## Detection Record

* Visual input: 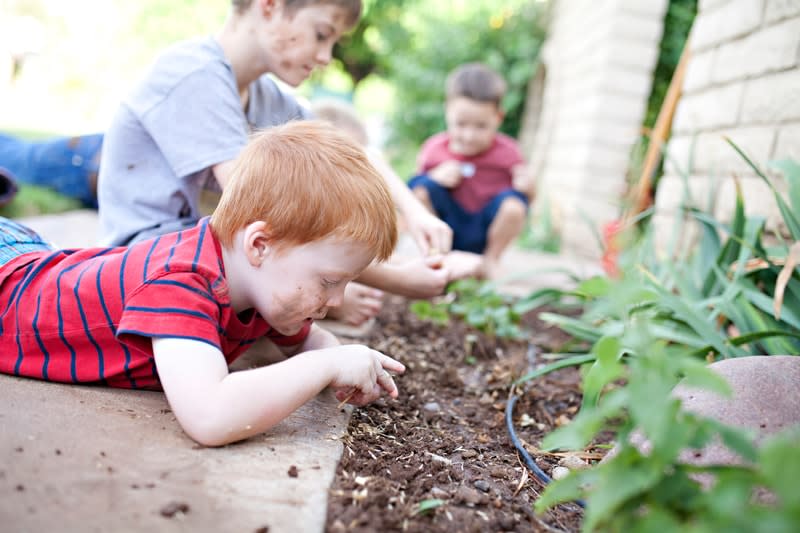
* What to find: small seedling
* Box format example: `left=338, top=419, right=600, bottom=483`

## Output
left=414, top=498, right=445, bottom=515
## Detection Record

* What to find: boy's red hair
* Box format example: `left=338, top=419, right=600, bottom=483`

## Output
left=211, top=120, right=397, bottom=261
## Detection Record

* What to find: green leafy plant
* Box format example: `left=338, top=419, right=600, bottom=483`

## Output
left=414, top=498, right=446, bottom=515
left=520, top=144, right=800, bottom=530
left=410, top=278, right=564, bottom=340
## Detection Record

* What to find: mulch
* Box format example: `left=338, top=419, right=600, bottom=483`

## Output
left=326, top=296, right=605, bottom=532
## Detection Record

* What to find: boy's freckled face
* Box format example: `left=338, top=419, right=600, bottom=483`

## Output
left=444, top=96, right=504, bottom=157
left=265, top=5, right=352, bottom=87
left=250, top=237, right=374, bottom=336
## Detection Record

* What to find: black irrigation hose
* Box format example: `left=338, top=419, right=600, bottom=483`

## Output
left=505, top=342, right=586, bottom=509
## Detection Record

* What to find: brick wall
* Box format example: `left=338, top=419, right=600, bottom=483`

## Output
left=519, top=0, right=668, bottom=257
left=655, top=0, right=800, bottom=248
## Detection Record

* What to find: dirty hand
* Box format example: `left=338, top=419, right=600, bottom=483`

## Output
left=392, top=256, right=450, bottom=298
left=329, top=345, right=405, bottom=407
left=406, top=209, right=453, bottom=257
left=429, top=160, right=464, bottom=188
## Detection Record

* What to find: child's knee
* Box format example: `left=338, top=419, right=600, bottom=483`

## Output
left=497, top=196, right=527, bottom=222
left=411, top=184, right=431, bottom=204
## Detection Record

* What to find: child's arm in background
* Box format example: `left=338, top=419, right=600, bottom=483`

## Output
left=512, top=163, right=536, bottom=199
left=356, top=256, right=449, bottom=298
left=153, top=337, right=404, bottom=447
left=366, top=149, right=452, bottom=255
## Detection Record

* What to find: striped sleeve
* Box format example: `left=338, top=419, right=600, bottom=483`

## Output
left=116, top=271, right=222, bottom=354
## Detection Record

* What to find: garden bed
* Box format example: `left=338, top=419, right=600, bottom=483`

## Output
left=326, top=296, right=602, bottom=532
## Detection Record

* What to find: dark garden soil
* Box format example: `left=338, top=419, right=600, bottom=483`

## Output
left=326, top=296, right=606, bottom=532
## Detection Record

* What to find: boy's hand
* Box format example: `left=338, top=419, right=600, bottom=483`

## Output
left=406, top=209, right=453, bottom=257
left=328, top=345, right=405, bottom=406
left=391, top=256, right=449, bottom=298
left=429, top=160, right=464, bottom=188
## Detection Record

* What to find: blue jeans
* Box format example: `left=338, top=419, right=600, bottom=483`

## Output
left=0, top=133, right=103, bottom=208
left=408, top=174, right=529, bottom=253
left=0, top=217, right=54, bottom=267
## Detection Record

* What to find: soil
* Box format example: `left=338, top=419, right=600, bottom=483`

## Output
left=326, top=296, right=605, bottom=532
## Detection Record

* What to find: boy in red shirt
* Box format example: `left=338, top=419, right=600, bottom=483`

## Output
left=409, top=63, right=535, bottom=279
left=0, top=121, right=404, bottom=447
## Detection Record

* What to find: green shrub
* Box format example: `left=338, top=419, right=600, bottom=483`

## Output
left=524, top=144, right=800, bottom=530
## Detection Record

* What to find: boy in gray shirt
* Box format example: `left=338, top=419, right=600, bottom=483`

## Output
left=98, top=37, right=308, bottom=246
left=98, top=0, right=452, bottom=326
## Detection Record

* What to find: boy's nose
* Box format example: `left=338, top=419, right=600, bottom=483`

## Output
left=326, top=287, right=344, bottom=307
left=316, top=45, right=333, bottom=66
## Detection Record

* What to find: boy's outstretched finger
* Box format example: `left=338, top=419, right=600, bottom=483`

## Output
left=376, top=369, right=398, bottom=398
left=380, top=354, right=405, bottom=374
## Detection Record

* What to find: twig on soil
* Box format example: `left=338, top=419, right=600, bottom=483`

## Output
left=513, top=467, right=529, bottom=497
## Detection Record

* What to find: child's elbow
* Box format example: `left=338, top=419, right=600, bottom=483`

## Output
left=177, top=412, right=245, bottom=447
left=186, top=428, right=232, bottom=448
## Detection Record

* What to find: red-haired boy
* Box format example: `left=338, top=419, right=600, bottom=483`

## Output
left=0, top=121, right=404, bottom=446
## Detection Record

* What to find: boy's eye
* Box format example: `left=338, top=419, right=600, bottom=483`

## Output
left=322, top=278, right=339, bottom=287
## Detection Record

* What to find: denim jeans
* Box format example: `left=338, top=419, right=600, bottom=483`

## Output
left=0, top=133, right=103, bottom=208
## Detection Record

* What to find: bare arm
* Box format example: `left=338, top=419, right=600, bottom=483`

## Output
left=212, top=160, right=238, bottom=189
left=366, top=149, right=453, bottom=255
left=355, top=256, right=449, bottom=298
left=153, top=337, right=405, bottom=447
left=512, top=163, right=536, bottom=199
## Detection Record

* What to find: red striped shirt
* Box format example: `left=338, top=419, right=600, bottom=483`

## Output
left=0, top=218, right=310, bottom=389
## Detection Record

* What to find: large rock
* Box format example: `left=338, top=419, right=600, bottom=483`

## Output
left=673, top=355, right=800, bottom=466
left=608, top=355, right=800, bottom=472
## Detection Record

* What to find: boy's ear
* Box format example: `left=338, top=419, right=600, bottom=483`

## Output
left=243, top=221, right=271, bottom=267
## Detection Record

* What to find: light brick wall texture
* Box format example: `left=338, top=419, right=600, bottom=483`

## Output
left=655, top=0, right=800, bottom=250
left=519, top=0, right=668, bottom=257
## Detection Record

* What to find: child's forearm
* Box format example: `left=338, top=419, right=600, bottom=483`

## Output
left=355, top=260, right=448, bottom=299
left=192, top=350, right=335, bottom=446
left=355, top=262, right=401, bottom=294
left=155, top=339, right=402, bottom=447
left=366, top=149, right=416, bottom=216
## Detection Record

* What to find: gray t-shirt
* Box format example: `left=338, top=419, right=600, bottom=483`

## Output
left=97, top=36, right=311, bottom=246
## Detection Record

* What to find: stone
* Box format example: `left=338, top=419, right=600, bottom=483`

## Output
left=673, top=355, right=800, bottom=467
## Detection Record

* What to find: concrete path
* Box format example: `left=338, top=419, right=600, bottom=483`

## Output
left=0, top=375, right=349, bottom=532
left=2, top=210, right=601, bottom=532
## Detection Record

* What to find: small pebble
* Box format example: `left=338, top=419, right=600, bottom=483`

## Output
left=489, top=466, right=507, bottom=478
left=430, top=487, right=448, bottom=498
left=559, top=455, right=589, bottom=470
left=473, top=479, right=490, bottom=493
left=288, top=465, right=299, bottom=478
left=551, top=466, right=570, bottom=480
left=423, top=402, right=441, bottom=413
left=455, top=485, right=483, bottom=505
